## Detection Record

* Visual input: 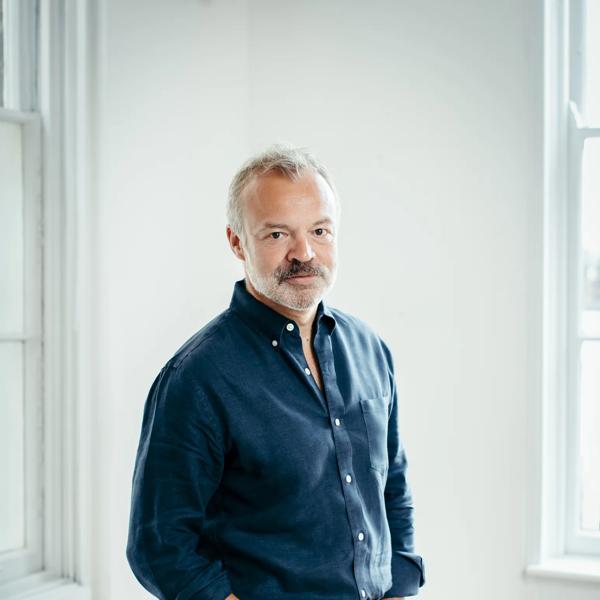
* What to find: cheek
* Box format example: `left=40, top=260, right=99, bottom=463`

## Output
left=252, top=245, right=287, bottom=271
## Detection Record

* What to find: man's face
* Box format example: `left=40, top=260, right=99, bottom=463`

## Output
left=236, top=170, right=338, bottom=312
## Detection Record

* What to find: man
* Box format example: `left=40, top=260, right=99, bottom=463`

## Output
left=127, top=145, right=425, bottom=600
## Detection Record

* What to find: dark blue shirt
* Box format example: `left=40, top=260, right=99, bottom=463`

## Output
left=127, top=278, right=425, bottom=600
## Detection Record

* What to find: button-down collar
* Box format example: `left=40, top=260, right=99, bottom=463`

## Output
left=228, top=278, right=336, bottom=344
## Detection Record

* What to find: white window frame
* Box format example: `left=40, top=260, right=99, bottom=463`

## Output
left=0, top=1, right=95, bottom=598
left=526, top=0, right=600, bottom=583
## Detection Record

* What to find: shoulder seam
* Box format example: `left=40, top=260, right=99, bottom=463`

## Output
left=170, top=308, right=235, bottom=369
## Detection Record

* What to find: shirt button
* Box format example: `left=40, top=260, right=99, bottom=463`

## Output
left=304, top=367, right=311, bottom=375
left=345, top=474, right=352, bottom=483
left=271, top=340, right=278, bottom=347
left=357, top=531, right=365, bottom=541
left=334, top=418, right=341, bottom=426
left=360, top=589, right=366, bottom=598
left=286, top=323, right=294, bottom=331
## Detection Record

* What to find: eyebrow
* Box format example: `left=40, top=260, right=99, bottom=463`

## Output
left=257, top=218, right=334, bottom=233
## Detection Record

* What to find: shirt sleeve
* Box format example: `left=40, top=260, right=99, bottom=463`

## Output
left=126, top=364, right=233, bottom=600
left=381, top=342, right=426, bottom=597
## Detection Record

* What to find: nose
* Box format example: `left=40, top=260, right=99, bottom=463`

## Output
left=287, top=233, right=315, bottom=263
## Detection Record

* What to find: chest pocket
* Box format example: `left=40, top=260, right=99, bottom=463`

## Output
left=359, top=396, right=390, bottom=475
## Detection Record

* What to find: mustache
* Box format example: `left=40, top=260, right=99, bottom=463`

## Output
left=276, top=262, right=324, bottom=283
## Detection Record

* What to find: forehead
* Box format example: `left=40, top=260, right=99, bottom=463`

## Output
left=243, top=170, right=337, bottom=226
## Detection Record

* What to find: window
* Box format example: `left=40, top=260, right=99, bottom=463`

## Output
left=527, top=1, right=600, bottom=582
left=0, top=0, right=43, bottom=588
left=0, top=1, right=92, bottom=597
left=565, top=0, right=600, bottom=557
left=522, top=0, right=600, bottom=584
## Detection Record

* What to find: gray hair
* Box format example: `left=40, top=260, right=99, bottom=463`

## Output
left=227, top=144, right=340, bottom=242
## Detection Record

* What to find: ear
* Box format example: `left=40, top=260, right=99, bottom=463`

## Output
left=226, top=225, right=246, bottom=261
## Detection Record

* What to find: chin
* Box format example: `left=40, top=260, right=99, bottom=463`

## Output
left=283, top=290, right=324, bottom=310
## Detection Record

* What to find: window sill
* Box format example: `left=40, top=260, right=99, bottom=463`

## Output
left=525, top=556, right=600, bottom=584
left=0, top=573, right=91, bottom=600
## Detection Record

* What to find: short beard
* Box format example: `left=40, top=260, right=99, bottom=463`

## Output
left=246, top=260, right=336, bottom=311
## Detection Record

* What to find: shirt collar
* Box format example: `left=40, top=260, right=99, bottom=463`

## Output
left=229, top=278, right=336, bottom=343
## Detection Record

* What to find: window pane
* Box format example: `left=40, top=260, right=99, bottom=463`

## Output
left=580, top=341, right=600, bottom=533
left=0, top=120, right=24, bottom=333
left=0, top=342, right=25, bottom=552
left=582, top=311, right=600, bottom=337
left=581, top=137, right=600, bottom=328
left=584, top=0, right=600, bottom=124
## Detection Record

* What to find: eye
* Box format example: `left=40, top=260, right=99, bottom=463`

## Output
left=270, top=232, right=283, bottom=239
left=314, top=227, right=333, bottom=238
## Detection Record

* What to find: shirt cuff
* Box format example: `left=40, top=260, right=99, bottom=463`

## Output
left=384, top=550, right=426, bottom=597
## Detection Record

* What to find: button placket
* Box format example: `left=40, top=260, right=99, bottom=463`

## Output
left=281, top=324, right=328, bottom=413
left=313, top=323, right=372, bottom=598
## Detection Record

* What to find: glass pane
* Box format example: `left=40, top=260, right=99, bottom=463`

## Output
left=581, top=138, right=600, bottom=339
left=0, top=342, right=25, bottom=552
left=584, top=0, right=600, bottom=125
left=0, top=120, right=24, bottom=333
left=582, top=311, right=600, bottom=337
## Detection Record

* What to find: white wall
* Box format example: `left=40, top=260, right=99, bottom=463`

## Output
left=90, top=1, right=597, bottom=599
left=94, top=1, right=249, bottom=597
